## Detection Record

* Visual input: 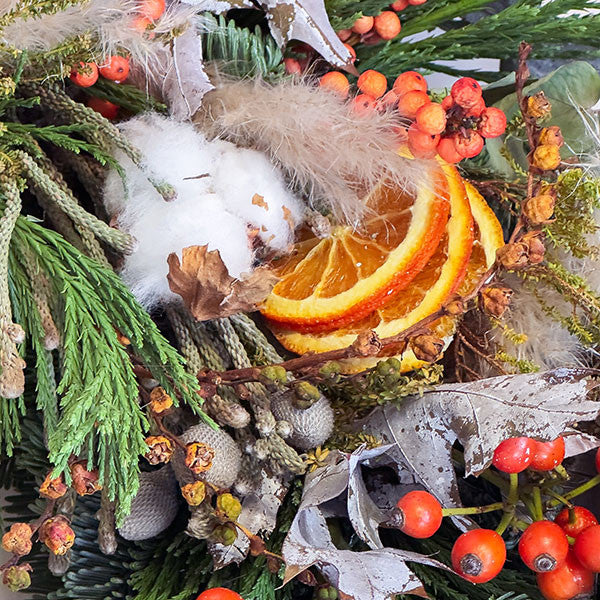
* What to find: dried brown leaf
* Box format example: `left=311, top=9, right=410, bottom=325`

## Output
left=167, top=245, right=278, bottom=321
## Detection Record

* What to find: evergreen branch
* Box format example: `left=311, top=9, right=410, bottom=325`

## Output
left=85, top=78, right=168, bottom=115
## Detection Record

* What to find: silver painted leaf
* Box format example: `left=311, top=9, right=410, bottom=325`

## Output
left=180, top=0, right=254, bottom=11
left=282, top=506, right=450, bottom=600
left=363, top=369, right=600, bottom=509
left=163, top=28, right=214, bottom=120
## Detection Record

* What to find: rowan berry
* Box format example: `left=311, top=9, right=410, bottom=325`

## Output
left=573, top=525, right=600, bottom=572
left=344, top=43, right=356, bottom=63
left=379, top=89, right=399, bottom=110
left=408, top=0, right=427, bottom=4
left=397, top=90, right=430, bottom=118
left=437, top=136, right=463, bottom=164
left=131, top=15, right=154, bottom=33
left=352, top=93, right=377, bottom=115
left=555, top=506, right=598, bottom=538
left=536, top=551, right=594, bottom=600
left=392, top=71, right=427, bottom=96
left=453, top=130, right=484, bottom=159
left=492, top=436, right=535, bottom=473
left=319, top=72, right=350, bottom=98
left=415, top=102, right=447, bottom=135
left=337, top=28, right=352, bottom=41
left=532, top=144, right=561, bottom=171
left=479, top=107, right=507, bottom=138
left=407, top=123, right=439, bottom=159
left=352, top=16, right=374, bottom=34
left=451, top=77, right=482, bottom=109
left=466, top=96, right=486, bottom=118
left=390, top=0, right=409, bottom=10
left=440, top=95, right=454, bottom=111
left=519, top=521, right=569, bottom=573
left=451, top=529, right=506, bottom=583
left=138, top=0, right=165, bottom=20
left=69, top=62, right=99, bottom=87
left=538, top=126, right=564, bottom=147
left=284, top=58, right=302, bottom=75
left=357, top=69, right=387, bottom=99
left=392, top=490, right=442, bottom=538
left=530, top=437, right=565, bottom=471
left=98, top=55, right=130, bottom=81
left=374, top=11, right=401, bottom=40
left=196, top=589, right=244, bottom=600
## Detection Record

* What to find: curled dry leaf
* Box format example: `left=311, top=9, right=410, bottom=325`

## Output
left=167, top=245, right=278, bottom=321
left=362, top=368, right=600, bottom=511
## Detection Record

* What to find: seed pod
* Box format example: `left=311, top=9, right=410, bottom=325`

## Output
left=538, top=126, right=564, bottom=147
left=149, top=386, right=173, bottom=414
left=409, top=334, right=444, bottom=363
left=526, top=91, right=551, bottom=119
left=181, top=481, right=206, bottom=506
left=532, top=144, right=561, bottom=171
left=524, top=187, right=556, bottom=224
left=184, top=442, right=215, bottom=475
left=497, top=242, right=529, bottom=270
left=480, top=286, right=513, bottom=318
left=39, top=472, right=68, bottom=499
left=211, top=522, right=237, bottom=546
left=2, top=565, right=31, bottom=592
left=291, top=381, right=321, bottom=409
left=2, top=523, right=33, bottom=555
left=521, top=232, right=545, bottom=265
left=145, top=435, right=174, bottom=465
left=216, top=493, right=242, bottom=521
left=70, top=461, right=102, bottom=496
left=39, top=516, right=75, bottom=555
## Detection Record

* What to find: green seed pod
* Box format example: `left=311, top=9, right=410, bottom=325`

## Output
left=212, top=523, right=237, bottom=546
left=292, top=381, right=322, bottom=409
left=260, top=365, right=288, bottom=386
left=216, top=493, right=242, bottom=521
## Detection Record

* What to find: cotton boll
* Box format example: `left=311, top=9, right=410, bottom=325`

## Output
left=211, top=142, right=304, bottom=251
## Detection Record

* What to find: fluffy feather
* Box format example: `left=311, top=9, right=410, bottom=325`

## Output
left=196, top=76, right=428, bottom=225
left=104, top=113, right=303, bottom=309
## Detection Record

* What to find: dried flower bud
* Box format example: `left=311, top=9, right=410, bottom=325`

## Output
left=480, top=286, right=513, bottom=318
left=352, top=330, right=382, bottom=357
left=444, top=298, right=465, bottom=316
left=521, top=231, right=546, bottom=265
left=2, top=523, right=33, bottom=555
left=259, top=365, right=288, bottom=386
left=216, top=493, right=242, bottom=521
left=145, top=435, right=174, bottom=465
left=39, top=516, right=75, bottom=555
left=184, top=442, right=215, bottom=474
left=523, top=187, right=556, bottom=224
left=267, top=555, right=283, bottom=574
left=497, top=242, right=529, bottom=270
left=317, top=585, right=339, bottom=600
left=211, top=522, right=237, bottom=546
left=70, top=462, right=102, bottom=496
left=297, top=569, right=319, bottom=586
left=409, top=334, right=444, bottom=363
left=181, top=481, right=206, bottom=506
left=149, top=386, right=173, bottom=414
left=2, top=564, right=31, bottom=592
left=525, top=91, right=551, bottom=119
left=39, top=472, right=68, bottom=499
left=292, top=381, right=321, bottom=409
left=248, top=534, right=266, bottom=557
left=532, top=144, right=561, bottom=171
left=115, top=328, right=130, bottom=346
left=538, top=126, right=564, bottom=147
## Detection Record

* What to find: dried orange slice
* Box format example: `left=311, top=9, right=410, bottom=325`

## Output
left=270, top=174, right=504, bottom=373
left=261, top=164, right=450, bottom=332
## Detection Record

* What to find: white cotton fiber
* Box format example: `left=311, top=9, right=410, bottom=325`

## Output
left=103, top=113, right=303, bottom=309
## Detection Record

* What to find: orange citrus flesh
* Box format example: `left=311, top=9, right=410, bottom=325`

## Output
left=261, top=164, right=451, bottom=332
left=269, top=175, right=504, bottom=373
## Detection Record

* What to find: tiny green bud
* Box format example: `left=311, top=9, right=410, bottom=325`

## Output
left=319, top=361, right=342, bottom=379
left=292, top=381, right=321, bottom=409
left=216, top=493, right=242, bottom=521
left=212, top=523, right=237, bottom=546
left=2, top=565, right=31, bottom=592
left=259, top=366, right=288, bottom=386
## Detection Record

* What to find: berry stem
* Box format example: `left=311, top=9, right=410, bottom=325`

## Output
left=531, top=486, right=544, bottom=521
left=496, top=473, right=519, bottom=535
left=553, top=464, right=569, bottom=480
left=442, top=502, right=504, bottom=516
left=547, top=474, right=600, bottom=507
left=544, top=489, right=573, bottom=509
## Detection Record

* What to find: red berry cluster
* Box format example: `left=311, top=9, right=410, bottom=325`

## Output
left=196, top=588, right=244, bottom=600
left=393, top=444, right=600, bottom=599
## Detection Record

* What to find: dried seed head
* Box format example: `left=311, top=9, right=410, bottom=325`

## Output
left=352, top=330, right=382, bottom=356
left=184, top=442, right=215, bottom=475
left=532, top=144, right=561, bottom=171
left=149, top=386, right=173, bottom=414
left=523, top=188, right=556, bottom=224
left=70, top=462, right=102, bottom=496
left=39, top=472, right=68, bottom=499
left=521, top=231, right=545, bottom=265
left=1, top=523, right=33, bottom=555
left=145, top=435, right=174, bottom=465
left=2, top=565, right=31, bottom=592
left=39, top=516, right=75, bottom=555
left=538, top=126, right=564, bottom=147
left=211, top=522, right=237, bottom=546
left=497, top=242, right=529, bottom=270
left=409, top=334, right=444, bottom=363
left=181, top=481, right=206, bottom=506
left=480, top=286, right=513, bottom=318
left=444, top=298, right=465, bottom=316
left=216, top=493, right=242, bottom=521
left=526, top=91, right=551, bottom=119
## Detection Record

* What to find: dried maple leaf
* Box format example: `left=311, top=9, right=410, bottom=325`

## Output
left=167, top=245, right=278, bottom=321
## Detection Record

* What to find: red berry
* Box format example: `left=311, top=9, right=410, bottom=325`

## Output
left=451, top=529, right=506, bottom=583
left=453, top=130, right=484, bottom=160
left=519, top=521, right=569, bottom=573
left=69, top=62, right=99, bottom=87
left=479, top=106, right=507, bottom=138
left=465, top=96, right=486, bottom=118
left=530, top=437, right=566, bottom=471
left=138, top=0, right=165, bottom=20
left=98, top=55, right=130, bottom=82
left=390, top=0, right=409, bottom=10
left=415, top=102, right=447, bottom=135
left=357, top=70, right=387, bottom=99
left=374, top=11, right=401, bottom=40
left=397, top=90, right=430, bottom=118
left=408, top=0, right=427, bottom=4
left=284, top=58, right=302, bottom=75
left=394, top=491, right=442, bottom=538
left=379, top=89, right=399, bottom=110
left=492, top=437, right=536, bottom=473
left=437, top=136, right=463, bottom=164
left=451, top=77, right=482, bottom=109
left=352, top=94, right=377, bottom=115
left=343, top=43, right=356, bottom=63
left=595, top=447, right=600, bottom=473
left=555, top=506, right=598, bottom=538
left=196, top=589, right=243, bottom=600
left=86, top=97, right=119, bottom=120
left=392, top=71, right=427, bottom=96
left=440, top=95, right=454, bottom=111
left=352, top=16, right=374, bottom=34
left=407, top=123, right=439, bottom=159
left=537, top=551, right=594, bottom=600
left=131, top=15, right=154, bottom=33
left=573, top=525, right=600, bottom=572
left=319, top=72, right=350, bottom=98
left=337, top=28, right=352, bottom=41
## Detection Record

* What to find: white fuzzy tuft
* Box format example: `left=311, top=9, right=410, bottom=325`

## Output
left=196, top=76, right=427, bottom=225
left=104, top=113, right=303, bottom=309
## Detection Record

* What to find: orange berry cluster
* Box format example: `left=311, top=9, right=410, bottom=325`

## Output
left=393, top=443, right=600, bottom=600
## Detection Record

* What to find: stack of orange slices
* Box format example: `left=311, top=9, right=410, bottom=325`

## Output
left=260, top=156, right=504, bottom=373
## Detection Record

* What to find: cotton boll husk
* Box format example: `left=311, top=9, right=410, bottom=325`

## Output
left=196, top=75, right=427, bottom=225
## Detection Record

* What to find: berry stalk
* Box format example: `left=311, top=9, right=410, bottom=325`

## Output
left=495, top=473, right=519, bottom=535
